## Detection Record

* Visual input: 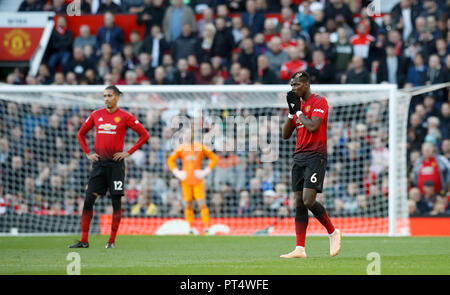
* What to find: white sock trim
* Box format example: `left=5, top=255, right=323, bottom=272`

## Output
left=329, top=230, right=337, bottom=237
left=295, top=246, right=305, bottom=250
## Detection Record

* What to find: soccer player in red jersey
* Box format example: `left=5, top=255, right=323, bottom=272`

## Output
left=280, top=71, right=341, bottom=258
left=69, top=85, right=150, bottom=249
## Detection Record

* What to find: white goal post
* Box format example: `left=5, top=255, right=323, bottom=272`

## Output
left=0, top=84, right=412, bottom=236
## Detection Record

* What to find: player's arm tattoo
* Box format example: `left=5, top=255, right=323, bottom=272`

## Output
left=282, top=118, right=295, bottom=139
left=297, top=115, right=323, bottom=133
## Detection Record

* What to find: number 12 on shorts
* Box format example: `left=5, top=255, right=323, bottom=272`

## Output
left=114, top=181, right=123, bottom=190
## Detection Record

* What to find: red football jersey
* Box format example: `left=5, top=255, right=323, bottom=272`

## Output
left=292, top=93, right=328, bottom=155
left=280, top=59, right=308, bottom=81
left=78, top=108, right=150, bottom=160
left=417, top=156, right=443, bottom=194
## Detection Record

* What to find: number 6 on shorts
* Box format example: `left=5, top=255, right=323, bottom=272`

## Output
left=304, top=158, right=326, bottom=193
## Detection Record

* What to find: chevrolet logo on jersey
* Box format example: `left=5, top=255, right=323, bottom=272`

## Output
left=98, top=123, right=118, bottom=132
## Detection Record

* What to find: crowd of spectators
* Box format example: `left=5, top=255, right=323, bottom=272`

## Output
left=9, top=0, right=449, bottom=88
left=1, top=0, right=449, bottom=219
left=0, top=99, right=399, bottom=219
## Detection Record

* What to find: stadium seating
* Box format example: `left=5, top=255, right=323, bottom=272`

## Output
left=1, top=0, right=449, bottom=222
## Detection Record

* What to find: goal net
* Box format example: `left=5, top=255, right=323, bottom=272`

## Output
left=0, top=84, right=412, bottom=236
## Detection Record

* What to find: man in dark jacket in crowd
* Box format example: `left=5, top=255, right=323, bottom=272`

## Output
left=172, top=23, right=201, bottom=63
left=324, top=0, right=355, bottom=30
left=255, top=55, right=279, bottom=84
left=376, top=42, right=409, bottom=88
left=238, top=38, right=258, bottom=81
left=241, top=0, right=265, bottom=37
left=173, top=58, right=195, bottom=84
left=210, top=17, right=235, bottom=63
left=344, top=55, right=370, bottom=84
left=47, top=16, right=73, bottom=76
left=66, top=47, right=93, bottom=79
left=136, top=0, right=167, bottom=37
left=96, top=12, right=125, bottom=55
left=307, top=49, right=335, bottom=84
left=96, top=0, right=123, bottom=14
left=140, top=25, right=170, bottom=68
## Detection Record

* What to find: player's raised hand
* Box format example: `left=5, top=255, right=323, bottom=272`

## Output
left=113, top=152, right=130, bottom=162
left=86, top=153, right=99, bottom=162
left=172, top=168, right=187, bottom=181
left=286, top=91, right=300, bottom=115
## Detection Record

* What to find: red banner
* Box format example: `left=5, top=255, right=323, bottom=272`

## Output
left=58, top=14, right=145, bottom=43
left=0, top=27, right=44, bottom=61
left=100, top=216, right=391, bottom=236
left=100, top=216, right=450, bottom=236
left=409, top=218, right=450, bottom=236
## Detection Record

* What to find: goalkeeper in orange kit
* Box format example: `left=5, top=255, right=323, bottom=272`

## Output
left=167, top=128, right=218, bottom=235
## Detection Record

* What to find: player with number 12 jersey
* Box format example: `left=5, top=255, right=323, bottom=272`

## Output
left=69, top=85, right=150, bottom=249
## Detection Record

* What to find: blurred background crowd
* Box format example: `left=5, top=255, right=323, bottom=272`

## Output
left=0, top=0, right=448, bottom=219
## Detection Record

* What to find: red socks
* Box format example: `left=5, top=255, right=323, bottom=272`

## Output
left=80, top=209, right=122, bottom=244
left=108, top=210, right=122, bottom=243
left=295, top=220, right=308, bottom=247
left=80, top=209, right=93, bottom=243
left=295, top=212, right=334, bottom=247
left=315, top=211, right=335, bottom=234
left=294, top=201, right=335, bottom=247
left=309, top=202, right=336, bottom=234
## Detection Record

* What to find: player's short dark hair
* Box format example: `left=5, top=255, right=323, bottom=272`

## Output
left=290, top=71, right=310, bottom=83
left=105, top=85, right=123, bottom=96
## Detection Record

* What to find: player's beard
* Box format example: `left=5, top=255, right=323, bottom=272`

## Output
left=105, top=101, right=116, bottom=111
left=293, top=88, right=303, bottom=99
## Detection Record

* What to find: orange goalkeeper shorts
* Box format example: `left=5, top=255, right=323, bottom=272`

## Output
left=181, top=182, right=206, bottom=202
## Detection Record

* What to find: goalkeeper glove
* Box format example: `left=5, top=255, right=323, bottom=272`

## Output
left=194, top=167, right=211, bottom=180
left=172, top=168, right=187, bottom=181
left=286, top=91, right=300, bottom=118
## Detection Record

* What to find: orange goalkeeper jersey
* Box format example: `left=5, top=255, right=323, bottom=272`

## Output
left=167, top=142, right=218, bottom=185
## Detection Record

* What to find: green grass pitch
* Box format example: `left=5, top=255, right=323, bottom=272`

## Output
left=1, top=235, right=449, bottom=275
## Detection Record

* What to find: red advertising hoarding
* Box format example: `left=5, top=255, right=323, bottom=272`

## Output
left=100, top=216, right=450, bottom=236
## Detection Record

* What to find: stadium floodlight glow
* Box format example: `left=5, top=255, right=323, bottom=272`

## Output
left=0, top=83, right=437, bottom=237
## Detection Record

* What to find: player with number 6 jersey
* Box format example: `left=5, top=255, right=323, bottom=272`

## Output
left=280, top=71, right=341, bottom=259
left=69, top=85, right=150, bottom=249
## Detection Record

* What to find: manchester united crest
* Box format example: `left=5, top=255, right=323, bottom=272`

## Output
left=305, top=105, right=311, bottom=112
left=114, top=117, right=121, bottom=123
left=3, top=29, right=31, bottom=57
